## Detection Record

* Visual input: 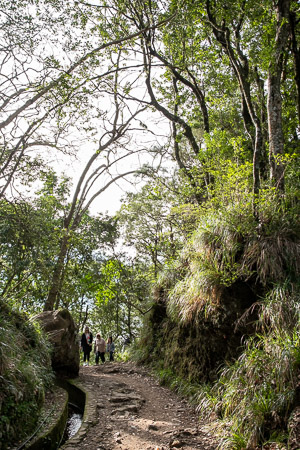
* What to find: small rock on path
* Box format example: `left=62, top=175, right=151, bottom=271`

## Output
left=61, top=362, right=217, bottom=450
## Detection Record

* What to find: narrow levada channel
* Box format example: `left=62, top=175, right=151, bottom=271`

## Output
left=60, top=402, right=83, bottom=446
left=56, top=378, right=86, bottom=448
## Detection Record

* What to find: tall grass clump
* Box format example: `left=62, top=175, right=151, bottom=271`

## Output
left=156, top=366, right=200, bottom=401
left=167, top=187, right=299, bottom=324
left=166, top=199, right=255, bottom=323
left=0, top=300, right=53, bottom=448
left=158, top=186, right=300, bottom=447
left=196, top=283, right=300, bottom=449
left=135, top=172, right=299, bottom=446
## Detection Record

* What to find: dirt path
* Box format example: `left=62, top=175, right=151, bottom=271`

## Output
left=61, top=362, right=217, bottom=450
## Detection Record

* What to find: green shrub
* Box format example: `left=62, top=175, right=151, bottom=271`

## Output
left=196, top=284, right=300, bottom=449
left=134, top=183, right=299, bottom=447
left=0, top=300, right=53, bottom=448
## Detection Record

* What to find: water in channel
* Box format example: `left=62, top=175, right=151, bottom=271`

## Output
left=61, top=403, right=83, bottom=443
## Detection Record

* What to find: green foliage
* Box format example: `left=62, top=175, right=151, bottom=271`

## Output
left=136, top=174, right=299, bottom=446
left=0, top=0, right=300, bottom=447
left=156, top=367, right=200, bottom=401
left=0, top=300, right=53, bottom=447
left=0, top=171, right=72, bottom=311
left=164, top=184, right=299, bottom=324
left=195, top=283, right=300, bottom=448
left=118, top=348, right=131, bottom=362
left=89, top=257, right=148, bottom=340
left=118, top=179, right=184, bottom=278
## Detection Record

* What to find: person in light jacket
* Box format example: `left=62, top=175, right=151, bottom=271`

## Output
left=81, top=326, right=93, bottom=366
left=107, top=336, right=115, bottom=362
left=94, top=333, right=106, bottom=364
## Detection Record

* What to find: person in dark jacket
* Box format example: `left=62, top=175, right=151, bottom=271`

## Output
left=81, top=326, right=93, bottom=366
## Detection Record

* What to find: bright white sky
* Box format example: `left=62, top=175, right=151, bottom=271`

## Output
left=1, top=1, right=173, bottom=216
left=45, top=108, right=172, bottom=217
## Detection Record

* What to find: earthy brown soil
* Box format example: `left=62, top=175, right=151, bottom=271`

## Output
left=64, top=362, right=218, bottom=450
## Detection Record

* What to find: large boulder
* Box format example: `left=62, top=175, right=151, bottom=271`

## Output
left=33, top=309, right=79, bottom=377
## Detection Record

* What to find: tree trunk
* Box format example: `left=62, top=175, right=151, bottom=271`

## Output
left=44, top=234, right=69, bottom=311
left=81, top=304, right=89, bottom=332
left=289, top=9, right=300, bottom=126
left=127, top=303, right=132, bottom=340
left=267, top=74, right=285, bottom=190
left=116, top=294, right=120, bottom=337
left=206, top=2, right=263, bottom=211
left=267, top=0, right=290, bottom=191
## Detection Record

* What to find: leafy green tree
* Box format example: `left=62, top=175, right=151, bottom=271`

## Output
left=0, top=168, right=119, bottom=317
left=114, top=0, right=299, bottom=208
left=56, top=213, right=118, bottom=312
left=90, top=258, right=151, bottom=341
left=0, top=169, right=70, bottom=311
left=118, top=180, right=184, bottom=278
left=43, top=99, right=147, bottom=310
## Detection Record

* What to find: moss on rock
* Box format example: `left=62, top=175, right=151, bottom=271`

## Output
left=0, top=300, right=54, bottom=449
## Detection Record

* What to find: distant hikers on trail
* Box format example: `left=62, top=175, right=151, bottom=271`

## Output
left=81, top=326, right=93, bottom=366
left=94, top=333, right=106, bottom=364
left=80, top=329, right=117, bottom=366
left=107, top=336, right=115, bottom=361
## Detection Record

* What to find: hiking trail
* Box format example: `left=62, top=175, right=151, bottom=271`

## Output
left=61, top=362, right=218, bottom=450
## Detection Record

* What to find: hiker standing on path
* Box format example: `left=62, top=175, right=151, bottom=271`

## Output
left=81, top=326, right=93, bottom=366
left=107, top=336, right=115, bottom=361
left=94, top=333, right=106, bottom=364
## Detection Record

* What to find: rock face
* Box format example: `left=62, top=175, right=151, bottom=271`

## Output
left=33, top=309, right=79, bottom=377
left=288, top=405, right=300, bottom=449
left=147, top=280, right=259, bottom=383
